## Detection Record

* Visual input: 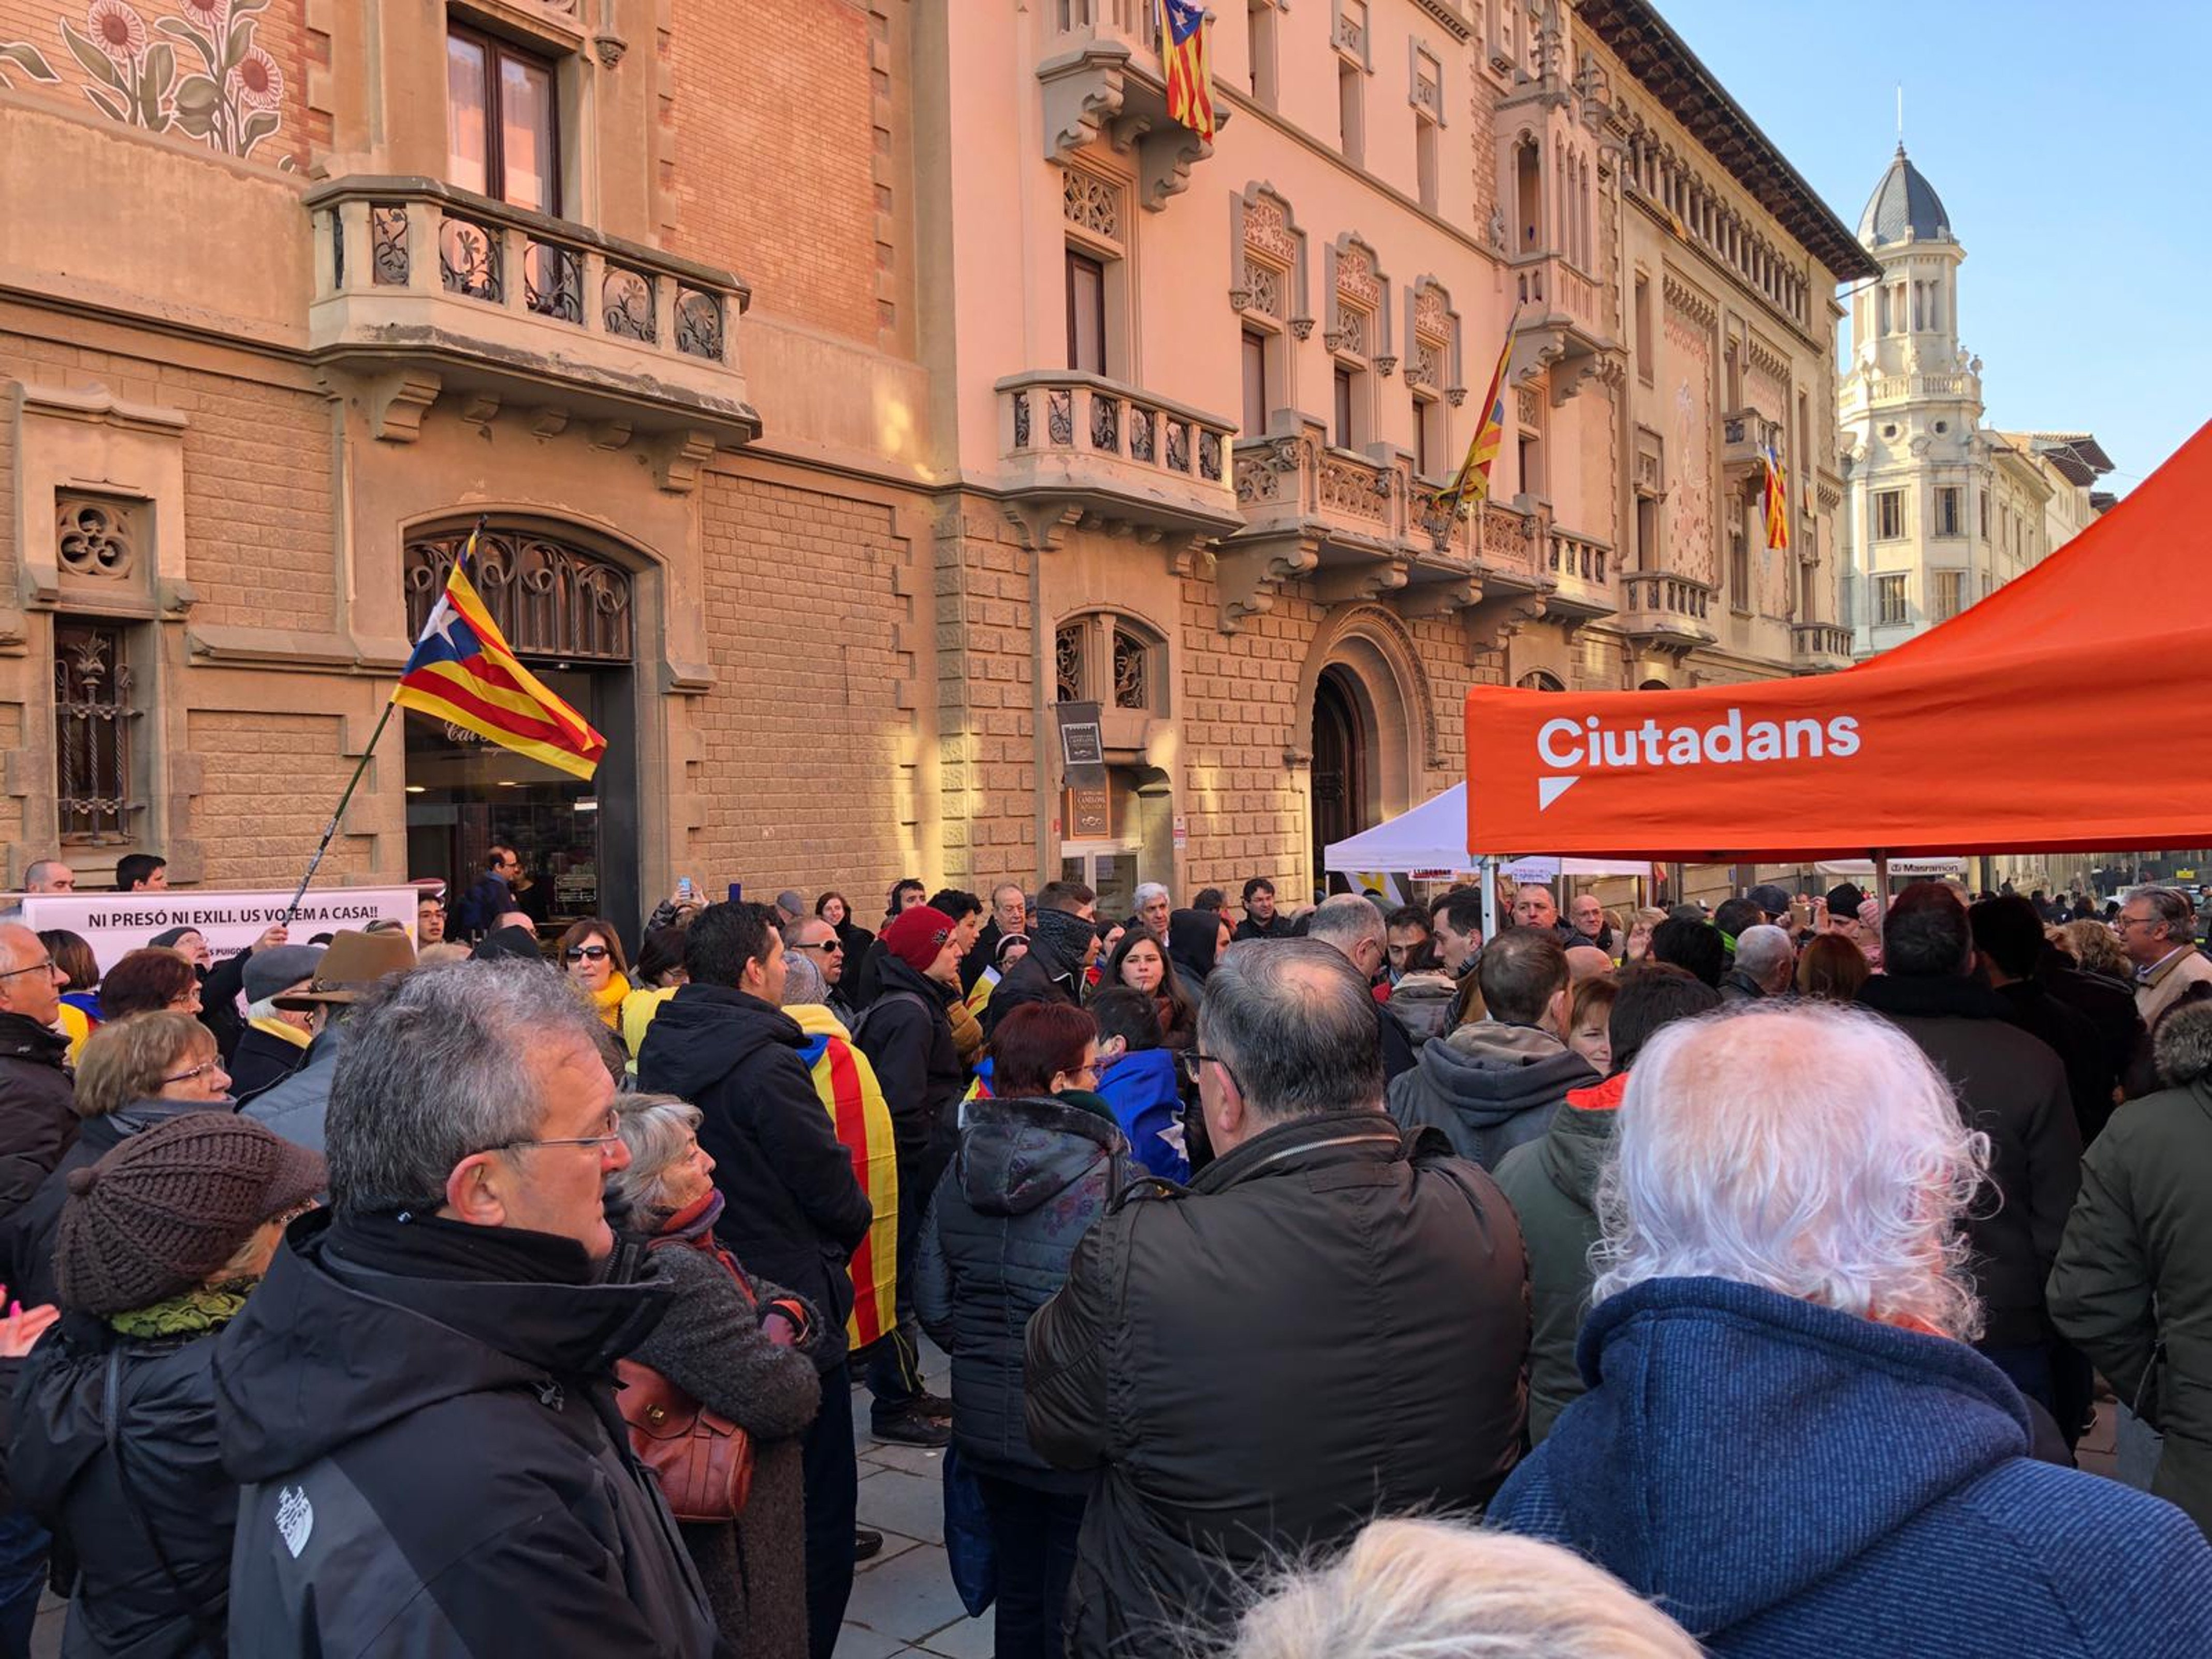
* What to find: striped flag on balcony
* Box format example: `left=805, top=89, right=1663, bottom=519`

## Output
left=1438, top=311, right=1519, bottom=517
left=1763, top=438, right=1791, bottom=551
left=1159, top=0, right=1216, bottom=141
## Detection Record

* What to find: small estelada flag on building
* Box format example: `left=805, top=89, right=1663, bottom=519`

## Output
left=1158, top=0, right=1215, bottom=141
left=392, top=531, right=608, bottom=780
left=1762, top=438, right=1791, bottom=551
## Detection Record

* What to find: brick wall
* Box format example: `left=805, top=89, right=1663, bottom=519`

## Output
left=664, top=0, right=879, bottom=342
left=932, top=503, right=1037, bottom=894
left=185, top=710, right=372, bottom=886
left=1177, top=579, right=1313, bottom=899
left=692, top=469, right=921, bottom=903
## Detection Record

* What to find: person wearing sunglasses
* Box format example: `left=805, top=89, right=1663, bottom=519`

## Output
left=559, top=918, right=634, bottom=1035
left=0, top=922, right=76, bottom=1235
left=217, top=958, right=718, bottom=1658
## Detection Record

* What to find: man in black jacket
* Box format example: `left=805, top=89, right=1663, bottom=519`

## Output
left=961, top=882, right=1028, bottom=998
left=985, top=880, right=1097, bottom=1035
left=1971, top=895, right=2118, bottom=1145
left=637, top=901, right=873, bottom=1657
left=1231, top=876, right=1296, bottom=940
left=213, top=958, right=716, bottom=1659
left=1026, top=940, right=1528, bottom=1658
left=1859, top=884, right=2083, bottom=1430
left=0, top=923, right=76, bottom=1225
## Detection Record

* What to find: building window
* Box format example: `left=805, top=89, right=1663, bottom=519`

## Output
left=1514, top=138, right=1540, bottom=249
left=1333, top=362, right=1357, bottom=450
left=1413, top=393, right=1442, bottom=478
left=1729, top=535, right=1750, bottom=611
left=1246, top=0, right=1278, bottom=104
left=1934, top=486, right=1961, bottom=537
left=53, top=620, right=141, bottom=847
left=1415, top=114, right=1439, bottom=212
left=446, top=25, right=560, bottom=213
left=1517, top=431, right=1542, bottom=499
left=1054, top=621, right=1086, bottom=705
left=1241, top=328, right=1269, bottom=438
left=1979, top=489, right=1990, bottom=539
left=1111, top=625, right=1151, bottom=710
left=1055, top=613, right=1162, bottom=715
left=1875, top=489, right=1903, bottom=540
left=1930, top=569, right=1963, bottom=620
left=1633, top=274, right=1653, bottom=385
left=1337, top=59, right=1363, bottom=165
left=1875, top=573, right=1908, bottom=625
left=1066, top=249, right=1107, bottom=374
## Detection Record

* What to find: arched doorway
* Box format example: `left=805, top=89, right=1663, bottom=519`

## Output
left=401, top=526, right=640, bottom=943
left=1310, top=665, right=1371, bottom=898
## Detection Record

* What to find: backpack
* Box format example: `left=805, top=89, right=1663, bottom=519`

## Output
left=847, top=988, right=933, bottom=1047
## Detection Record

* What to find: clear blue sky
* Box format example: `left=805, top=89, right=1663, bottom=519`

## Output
left=1657, top=0, right=2210, bottom=493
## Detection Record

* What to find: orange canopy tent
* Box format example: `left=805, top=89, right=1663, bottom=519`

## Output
left=1463, top=418, right=2212, bottom=864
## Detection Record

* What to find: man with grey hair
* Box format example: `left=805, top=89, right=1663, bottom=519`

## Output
left=1027, top=939, right=1528, bottom=1659
left=2117, top=884, right=2212, bottom=1027
left=0, top=922, right=74, bottom=1223
left=1132, top=881, right=1171, bottom=939
left=962, top=881, right=1029, bottom=999
left=1720, top=924, right=1796, bottom=1003
left=214, top=960, right=716, bottom=1657
left=1307, top=892, right=1415, bottom=1082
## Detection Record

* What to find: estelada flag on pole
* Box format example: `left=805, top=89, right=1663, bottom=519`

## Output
left=1437, top=311, right=1519, bottom=516
left=392, top=537, right=607, bottom=780
left=1159, top=0, right=1215, bottom=141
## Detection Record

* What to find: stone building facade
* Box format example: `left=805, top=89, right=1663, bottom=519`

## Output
left=1, top=0, right=1874, bottom=931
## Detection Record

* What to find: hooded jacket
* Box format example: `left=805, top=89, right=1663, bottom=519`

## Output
left=1094, top=1048, right=1187, bottom=1183
left=241, top=1025, right=343, bottom=1155
left=1494, top=1074, right=1624, bottom=1443
left=0, top=1011, right=76, bottom=1223
left=1025, top=1111, right=1528, bottom=1658
left=984, top=912, right=1088, bottom=1036
left=1382, top=972, right=1459, bottom=1053
left=228, top=1021, right=312, bottom=1107
left=1166, top=910, right=1223, bottom=1000
left=636, top=983, right=872, bottom=1367
left=1858, top=973, right=2082, bottom=1346
left=914, top=1093, right=1132, bottom=1488
left=1492, top=1276, right=2212, bottom=1656
left=212, top=1213, right=716, bottom=1659
left=851, top=954, right=966, bottom=1165
left=1385, top=1020, right=1598, bottom=1170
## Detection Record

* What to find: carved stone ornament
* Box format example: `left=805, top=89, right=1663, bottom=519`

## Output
left=591, top=31, right=628, bottom=68
left=1336, top=245, right=1382, bottom=310
left=1374, top=355, right=1398, bottom=379
left=1289, top=315, right=1316, bottom=341
left=1063, top=170, right=1123, bottom=240
left=1244, top=195, right=1298, bottom=264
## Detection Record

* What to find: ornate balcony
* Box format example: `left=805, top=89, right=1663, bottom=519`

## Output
left=1721, top=407, right=1784, bottom=498
left=1545, top=528, right=1614, bottom=623
left=1619, top=570, right=1717, bottom=658
left=1791, top=621, right=1856, bottom=674
left=306, top=178, right=757, bottom=488
left=1039, top=0, right=1226, bottom=209
left=994, top=371, right=1240, bottom=554
left=1224, top=423, right=1411, bottom=626
left=1511, top=254, right=1623, bottom=404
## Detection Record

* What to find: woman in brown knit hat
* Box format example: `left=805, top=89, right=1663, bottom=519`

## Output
left=7, top=1114, right=324, bottom=1657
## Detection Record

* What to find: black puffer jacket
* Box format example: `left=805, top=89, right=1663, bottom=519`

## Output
left=9, top=1311, right=239, bottom=1658
left=213, top=1213, right=715, bottom=1659
left=1026, top=1110, right=1529, bottom=1658
left=914, top=1093, right=1132, bottom=1487
left=636, top=983, right=872, bottom=1368
left=1860, top=973, right=2082, bottom=1347
left=853, top=955, right=967, bottom=1166
left=0, top=1012, right=76, bottom=1224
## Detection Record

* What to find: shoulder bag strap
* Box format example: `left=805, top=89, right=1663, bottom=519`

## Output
left=103, top=1345, right=229, bottom=1655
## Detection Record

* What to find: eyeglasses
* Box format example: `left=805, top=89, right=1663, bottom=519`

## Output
left=500, top=1104, right=624, bottom=1153
left=0, top=957, right=61, bottom=982
left=790, top=940, right=845, bottom=955
left=161, top=1059, right=227, bottom=1087
left=1181, top=1050, right=1244, bottom=1095
left=2114, top=916, right=2162, bottom=932
left=564, top=944, right=612, bottom=962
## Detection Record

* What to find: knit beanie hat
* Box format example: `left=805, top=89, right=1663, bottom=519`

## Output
left=881, top=905, right=958, bottom=974
left=56, top=1113, right=327, bottom=1316
left=1030, top=906, right=1096, bottom=979
left=779, top=949, right=826, bottom=1008
left=242, top=943, right=327, bottom=1004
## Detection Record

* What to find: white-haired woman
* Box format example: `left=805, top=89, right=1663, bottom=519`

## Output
left=1225, top=1518, right=1699, bottom=1659
left=612, top=1094, right=823, bottom=1658
left=1489, top=1002, right=2212, bottom=1656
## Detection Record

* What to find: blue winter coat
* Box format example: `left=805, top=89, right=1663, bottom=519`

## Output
left=1491, top=1276, right=2212, bottom=1657
left=1094, top=1049, right=1187, bottom=1183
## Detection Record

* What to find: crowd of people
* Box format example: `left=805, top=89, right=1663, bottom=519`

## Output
left=0, top=847, right=2208, bottom=1656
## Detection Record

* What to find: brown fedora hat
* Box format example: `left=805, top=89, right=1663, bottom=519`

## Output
left=271, top=928, right=417, bottom=1009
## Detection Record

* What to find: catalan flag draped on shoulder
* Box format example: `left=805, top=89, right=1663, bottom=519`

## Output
left=392, top=534, right=607, bottom=780
left=790, top=1004, right=900, bottom=1350
left=1158, top=0, right=1215, bottom=141
left=1437, top=312, right=1519, bottom=517
left=1763, top=437, right=1791, bottom=551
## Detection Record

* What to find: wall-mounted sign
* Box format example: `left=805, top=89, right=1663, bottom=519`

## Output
left=1054, top=701, right=1107, bottom=789
left=1064, top=787, right=1113, bottom=841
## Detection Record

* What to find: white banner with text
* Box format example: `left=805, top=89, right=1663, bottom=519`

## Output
left=17, top=887, right=418, bottom=974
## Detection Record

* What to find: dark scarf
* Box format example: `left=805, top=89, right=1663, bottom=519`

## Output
left=1029, top=907, right=1094, bottom=983
left=325, top=1210, right=596, bottom=1286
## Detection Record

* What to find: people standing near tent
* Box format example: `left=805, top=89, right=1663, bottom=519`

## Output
left=1383, top=907, right=1432, bottom=988
left=1233, top=878, right=1296, bottom=942
left=1427, top=889, right=1486, bottom=982
left=1618, top=907, right=1666, bottom=966
left=1564, top=893, right=1614, bottom=956
left=2118, top=887, right=2212, bottom=1029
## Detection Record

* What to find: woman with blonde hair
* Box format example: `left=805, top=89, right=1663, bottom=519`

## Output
left=2054, top=918, right=2131, bottom=985
left=1225, top=1518, right=1699, bottom=1659
left=1618, top=907, right=1667, bottom=966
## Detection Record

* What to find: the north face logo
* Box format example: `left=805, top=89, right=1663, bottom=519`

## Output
left=275, top=1485, right=313, bottom=1559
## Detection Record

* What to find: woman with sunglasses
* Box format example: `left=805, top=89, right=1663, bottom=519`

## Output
left=559, top=919, right=633, bottom=1035
left=3, top=1012, right=236, bottom=1311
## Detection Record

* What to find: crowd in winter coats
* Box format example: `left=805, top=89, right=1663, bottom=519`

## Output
left=0, top=862, right=2208, bottom=1659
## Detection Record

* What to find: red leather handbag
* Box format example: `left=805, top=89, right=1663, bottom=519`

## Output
left=616, top=1357, right=755, bottom=1522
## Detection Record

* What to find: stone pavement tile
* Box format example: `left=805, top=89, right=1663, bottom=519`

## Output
left=832, top=1622, right=912, bottom=1659
left=856, top=1527, right=926, bottom=1573
left=857, top=1465, right=948, bottom=1546
left=841, top=1538, right=971, bottom=1647
left=861, top=1439, right=948, bottom=1478
left=915, top=1611, right=996, bottom=1657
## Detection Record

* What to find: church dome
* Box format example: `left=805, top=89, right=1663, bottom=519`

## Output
left=1858, top=144, right=1953, bottom=247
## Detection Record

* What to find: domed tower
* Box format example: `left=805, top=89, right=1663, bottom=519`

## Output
left=1851, top=143, right=1968, bottom=380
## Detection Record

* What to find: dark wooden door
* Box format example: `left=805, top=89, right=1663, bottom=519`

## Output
left=1311, top=667, right=1366, bottom=897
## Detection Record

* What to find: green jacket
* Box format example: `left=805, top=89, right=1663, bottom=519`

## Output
left=2047, top=1074, right=2212, bottom=1536
left=1494, top=1074, right=1623, bottom=1444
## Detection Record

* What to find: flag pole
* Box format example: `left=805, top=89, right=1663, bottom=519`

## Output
left=282, top=515, right=488, bottom=925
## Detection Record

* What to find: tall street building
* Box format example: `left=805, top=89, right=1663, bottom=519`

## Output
left=1, top=0, right=1874, bottom=923
left=1838, top=143, right=2113, bottom=660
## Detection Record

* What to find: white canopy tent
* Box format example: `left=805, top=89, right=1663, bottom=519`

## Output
left=1323, top=784, right=1652, bottom=883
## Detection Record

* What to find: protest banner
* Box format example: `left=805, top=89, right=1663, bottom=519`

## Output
left=17, top=887, right=418, bottom=973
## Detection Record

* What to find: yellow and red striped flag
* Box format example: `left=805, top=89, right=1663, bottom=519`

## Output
left=1159, top=0, right=1215, bottom=141
left=1438, top=312, right=1520, bottom=516
left=1763, top=438, right=1791, bottom=551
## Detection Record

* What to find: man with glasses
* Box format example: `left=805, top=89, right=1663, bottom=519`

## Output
left=2116, top=885, right=2212, bottom=1027
left=0, top=923, right=74, bottom=1225
left=1026, top=939, right=1529, bottom=1659
left=637, top=901, right=872, bottom=1656
left=215, top=958, right=717, bottom=1657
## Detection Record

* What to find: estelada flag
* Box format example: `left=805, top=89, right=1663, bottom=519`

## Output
left=392, top=540, right=607, bottom=780
left=1437, top=313, right=1518, bottom=516
left=1159, top=0, right=1215, bottom=141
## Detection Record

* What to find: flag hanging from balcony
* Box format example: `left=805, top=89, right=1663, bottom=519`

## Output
left=392, top=530, right=608, bottom=780
left=1437, top=312, right=1519, bottom=516
left=1158, top=0, right=1216, bottom=141
left=1762, top=438, right=1791, bottom=551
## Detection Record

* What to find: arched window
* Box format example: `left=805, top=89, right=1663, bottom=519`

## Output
left=1053, top=609, right=1164, bottom=714
left=1517, top=670, right=1566, bottom=692
left=404, top=527, right=634, bottom=662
